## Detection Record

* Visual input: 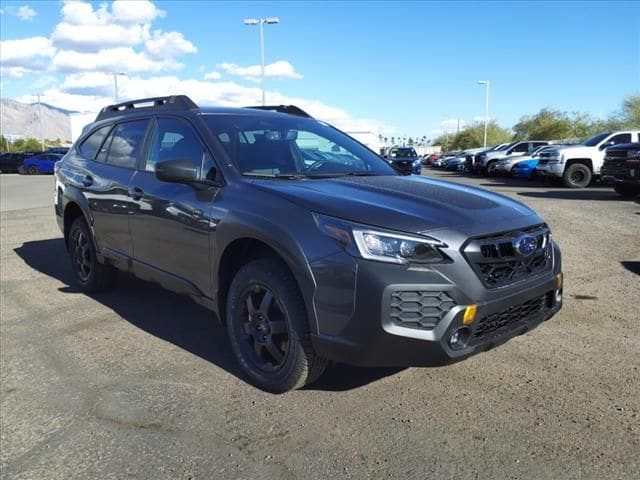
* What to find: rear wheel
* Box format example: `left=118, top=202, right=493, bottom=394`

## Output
left=563, top=163, right=591, bottom=188
left=27, top=165, right=38, bottom=175
left=68, top=217, right=118, bottom=292
left=226, top=258, right=327, bottom=393
left=613, top=183, right=640, bottom=198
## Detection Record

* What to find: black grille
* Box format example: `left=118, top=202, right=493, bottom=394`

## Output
left=473, top=292, right=552, bottom=339
left=389, top=290, right=455, bottom=330
left=602, top=157, right=631, bottom=178
left=391, top=160, right=414, bottom=173
left=605, top=149, right=629, bottom=159
left=463, top=225, right=552, bottom=288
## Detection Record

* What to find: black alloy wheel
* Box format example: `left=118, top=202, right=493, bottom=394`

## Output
left=226, top=258, right=327, bottom=393
left=71, top=227, right=92, bottom=282
left=67, top=217, right=118, bottom=292
left=235, top=284, right=290, bottom=372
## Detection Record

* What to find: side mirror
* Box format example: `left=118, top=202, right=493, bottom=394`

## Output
left=155, top=158, right=198, bottom=183
left=599, top=140, right=615, bottom=150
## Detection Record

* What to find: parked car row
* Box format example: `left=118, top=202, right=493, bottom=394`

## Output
left=0, top=149, right=67, bottom=174
left=426, top=130, right=640, bottom=198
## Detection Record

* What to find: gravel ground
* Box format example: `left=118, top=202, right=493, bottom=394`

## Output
left=1, top=170, right=639, bottom=479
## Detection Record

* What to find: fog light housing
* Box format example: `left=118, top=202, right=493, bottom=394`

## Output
left=449, top=327, right=471, bottom=350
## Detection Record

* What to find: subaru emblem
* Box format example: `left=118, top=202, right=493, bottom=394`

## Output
left=513, top=234, right=537, bottom=257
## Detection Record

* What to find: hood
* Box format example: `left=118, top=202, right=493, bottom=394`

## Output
left=251, top=175, right=542, bottom=236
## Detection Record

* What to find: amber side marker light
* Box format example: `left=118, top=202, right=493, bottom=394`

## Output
left=556, top=273, right=563, bottom=289
left=463, top=304, right=477, bottom=325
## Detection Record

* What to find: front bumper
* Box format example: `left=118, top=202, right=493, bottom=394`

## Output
left=309, top=243, right=562, bottom=367
left=535, top=162, right=564, bottom=177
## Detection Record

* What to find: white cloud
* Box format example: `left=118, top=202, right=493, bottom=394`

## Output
left=0, top=1, right=195, bottom=76
left=23, top=73, right=387, bottom=133
left=220, top=60, right=303, bottom=80
left=17, top=5, right=37, bottom=21
left=111, top=0, right=165, bottom=24
left=429, top=119, right=467, bottom=137
left=0, top=37, right=55, bottom=75
left=144, top=30, right=197, bottom=60
left=52, top=47, right=185, bottom=73
left=204, top=71, right=222, bottom=80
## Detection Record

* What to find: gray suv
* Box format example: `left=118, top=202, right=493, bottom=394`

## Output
left=54, top=96, right=563, bottom=392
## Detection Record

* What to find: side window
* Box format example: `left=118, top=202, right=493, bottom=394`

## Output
left=146, top=118, right=204, bottom=174
left=609, top=134, right=631, bottom=145
left=512, top=143, right=529, bottom=153
left=79, top=125, right=112, bottom=160
left=103, top=120, right=150, bottom=169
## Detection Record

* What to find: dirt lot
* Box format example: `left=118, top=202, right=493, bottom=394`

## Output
left=1, top=171, right=639, bottom=479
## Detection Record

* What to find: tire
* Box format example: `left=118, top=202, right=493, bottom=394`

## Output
left=27, top=165, right=38, bottom=175
left=613, top=183, right=640, bottom=198
left=485, top=161, right=497, bottom=176
left=68, top=216, right=118, bottom=292
left=226, top=258, right=327, bottom=393
left=562, top=163, right=592, bottom=188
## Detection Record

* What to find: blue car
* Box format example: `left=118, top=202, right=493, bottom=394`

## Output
left=412, top=158, right=421, bottom=174
left=21, top=153, right=64, bottom=174
left=511, top=158, right=539, bottom=178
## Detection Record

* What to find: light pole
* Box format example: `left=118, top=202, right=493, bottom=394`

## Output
left=111, top=72, right=126, bottom=103
left=478, top=80, right=490, bottom=148
left=36, top=93, right=44, bottom=151
left=244, top=17, right=280, bottom=106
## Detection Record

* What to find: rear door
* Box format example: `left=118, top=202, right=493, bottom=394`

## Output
left=80, top=119, right=150, bottom=259
left=127, top=116, right=220, bottom=297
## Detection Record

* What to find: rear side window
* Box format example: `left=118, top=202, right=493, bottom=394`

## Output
left=100, top=120, right=150, bottom=169
left=79, top=126, right=112, bottom=160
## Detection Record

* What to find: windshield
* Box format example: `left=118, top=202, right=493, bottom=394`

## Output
left=390, top=148, right=417, bottom=158
left=582, top=132, right=610, bottom=147
left=203, top=114, right=396, bottom=178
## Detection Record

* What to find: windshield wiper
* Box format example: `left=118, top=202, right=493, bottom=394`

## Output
left=243, top=172, right=305, bottom=179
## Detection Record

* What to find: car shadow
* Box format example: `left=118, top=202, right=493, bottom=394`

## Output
left=517, top=189, right=626, bottom=201
left=621, top=261, right=640, bottom=276
left=14, top=238, right=401, bottom=392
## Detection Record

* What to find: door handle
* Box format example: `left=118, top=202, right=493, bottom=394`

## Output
left=82, top=175, right=93, bottom=187
left=128, top=186, right=144, bottom=200
left=193, top=208, right=204, bottom=218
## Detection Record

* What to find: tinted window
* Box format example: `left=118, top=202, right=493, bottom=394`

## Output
left=511, top=143, right=530, bottom=153
left=102, top=120, right=149, bottom=169
left=610, top=134, right=632, bottom=145
left=203, top=114, right=396, bottom=177
left=146, top=118, right=204, bottom=173
left=79, top=125, right=112, bottom=160
left=582, top=132, right=610, bottom=146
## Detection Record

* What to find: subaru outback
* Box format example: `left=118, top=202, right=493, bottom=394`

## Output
left=54, top=96, right=563, bottom=393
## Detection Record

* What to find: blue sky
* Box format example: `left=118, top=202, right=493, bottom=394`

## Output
left=1, top=0, right=639, bottom=139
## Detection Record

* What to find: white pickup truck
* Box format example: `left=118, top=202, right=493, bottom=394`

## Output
left=535, top=130, right=640, bottom=188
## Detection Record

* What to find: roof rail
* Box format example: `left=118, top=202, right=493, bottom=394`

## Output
left=245, top=105, right=313, bottom=118
left=95, top=95, right=198, bottom=122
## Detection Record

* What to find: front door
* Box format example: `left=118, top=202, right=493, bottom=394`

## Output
left=127, top=117, right=220, bottom=298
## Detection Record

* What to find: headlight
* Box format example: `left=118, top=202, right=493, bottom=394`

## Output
left=314, top=213, right=448, bottom=264
left=627, top=150, right=640, bottom=161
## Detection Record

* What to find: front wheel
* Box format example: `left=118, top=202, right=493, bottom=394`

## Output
left=226, top=258, right=327, bottom=393
left=27, top=165, right=38, bottom=175
left=485, top=161, right=497, bottom=176
left=563, top=163, right=592, bottom=188
left=613, top=183, right=640, bottom=198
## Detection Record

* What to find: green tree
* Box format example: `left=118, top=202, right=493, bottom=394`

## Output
left=9, top=137, right=42, bottom=152
left=512, top=108, right=575, bottom=140
left=433, top=121, right=511, bottom=150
